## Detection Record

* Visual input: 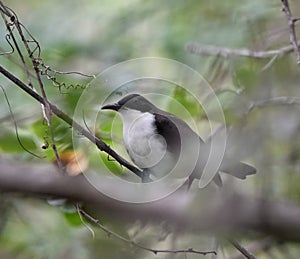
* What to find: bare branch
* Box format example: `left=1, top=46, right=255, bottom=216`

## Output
left=248, top=96, right=300, bottom=113
left=0, top=64, right=143, bottom=179
left=79, top=208, right=216, bottom=256
left=185, top=42, right=296, bottom=59
left=75, top=203, right=95, bottom=239
left=228, top=238, right=257, bottom=259
left=1, top=158, right=300, bottom=243
left=281, top=0, right=300, bottom=65
left=229, top=237, right=275, bottom=259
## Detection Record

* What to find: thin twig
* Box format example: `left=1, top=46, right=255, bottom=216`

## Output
left=78, top=208, right=216, bottom=256
left=281, top=0, right=300, bottom=65
left=261, top=54, right=279, bottom=71
left=39, top=62, right=95, bottom=78
left=75, top=203, right=95, bottom=239
left=11, top=8, right=64, bottom=171
left=0, top=1, right=12, bottom=17
left=0, top=34, right=14, bottom=55
left=0, top=85, right=43, bottom=158
left=228, top=238, right=257, bottom=259
left=0, top=10, right=33, bottom=88
left=229, top=237, right=275, bottom=259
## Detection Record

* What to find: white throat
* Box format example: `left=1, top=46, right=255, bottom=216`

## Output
left=118, top=108, right=167, bottom=169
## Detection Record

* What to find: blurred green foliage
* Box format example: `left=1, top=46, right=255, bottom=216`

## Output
left=0, top=0, right=300, bottom=258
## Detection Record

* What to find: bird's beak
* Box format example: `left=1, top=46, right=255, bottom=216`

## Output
left=101, top=103, right=120, bottom=111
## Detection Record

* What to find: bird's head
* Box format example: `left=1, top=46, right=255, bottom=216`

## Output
left=101, top=94, right=156, bottom=113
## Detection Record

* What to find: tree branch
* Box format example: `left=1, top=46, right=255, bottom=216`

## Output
left=281, top=0, right=300, bottom=65
left=185, top=42, right=297, bottom=59
left=228, top=238, right=257, bottom=259
left=0, top=64, right=143, bottom=178
left=186, top=2, right=300, bottom=68
left=229, top=237, right=275, bottom=259
left=247, top=96, right=300, bottom=113
left=2, top=158, right=300, bottom=243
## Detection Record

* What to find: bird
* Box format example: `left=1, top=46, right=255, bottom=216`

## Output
left=101, top=94, right=256, bottom=186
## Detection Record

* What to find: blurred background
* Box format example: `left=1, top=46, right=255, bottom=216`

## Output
left=1, top=0, right=300, bottom=258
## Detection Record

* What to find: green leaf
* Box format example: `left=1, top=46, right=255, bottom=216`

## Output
left=0, top=130, right=37, bottom=153
left=100, top=152, right=124, bottom=175
left=64, top=211, right=83, bottom=227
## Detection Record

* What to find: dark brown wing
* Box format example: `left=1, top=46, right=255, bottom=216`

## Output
left=153, top=113, right=181, bottom=156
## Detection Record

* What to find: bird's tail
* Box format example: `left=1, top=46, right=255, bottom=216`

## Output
left=213, top=162, right=256, bottom=187
left=220, top=162, right=256, bottom=179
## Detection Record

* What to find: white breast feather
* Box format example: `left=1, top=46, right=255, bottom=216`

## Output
left=119, top=109, right=167, bottom=169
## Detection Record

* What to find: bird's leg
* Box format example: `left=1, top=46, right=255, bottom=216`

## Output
left=184, top=175, right=194, bottom=190
left=141, top=168, right=152, bottom=183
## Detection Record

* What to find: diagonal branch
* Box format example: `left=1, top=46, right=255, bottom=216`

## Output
left=228, top=238, right=257, bottom=259
left=0, top=64, right=143, bottom=179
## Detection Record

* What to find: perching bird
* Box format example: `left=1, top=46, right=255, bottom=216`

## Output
left=102, top=94, right=256, bottom=186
